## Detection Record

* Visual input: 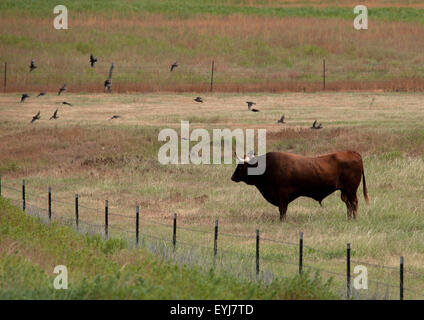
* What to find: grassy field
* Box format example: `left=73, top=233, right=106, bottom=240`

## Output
left=1, top=0, right=424, bottom=92
left=0, top=197, right=338, bottom=299
left=1, top=0, right=424, bottom=300
left=0, top=91, right=424, bottom=299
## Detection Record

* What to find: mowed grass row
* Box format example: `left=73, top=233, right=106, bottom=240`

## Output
left=0, top=92, right=423, bottom=298
left=2, top=1, right=424, bottom=91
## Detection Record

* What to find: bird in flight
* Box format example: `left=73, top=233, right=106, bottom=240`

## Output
left=246, top=101, right=259, bottom=112
left=104, top=63, right=114, bottom=92
left=170, top=61, right=178, bottom=72
left=49, top=109, right=59, bottom=120
left=29, top=60, right=37, bottom=72
left=311, top=120, right=323, bottom=129
left=109, top=115, right=120, bottom=120
left=246, top=101, right=256, bottom=109
left=104, top=79, right=111, bottom=92
left=31, top=111, right=40, bottom=123
left=21, top=94, right=29, bottom=103
left=58, top=84, right=67, bottom=96
left=37, top=92, right=46, bottom=97
left=61, top=101, right=72, bottom=106
left=277, top=113, right=285, bottom=124
left=90, top=53, right=98, bottom=68
left=194, top=97, right=203, bottom=103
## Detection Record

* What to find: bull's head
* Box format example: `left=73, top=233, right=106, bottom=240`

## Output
left=231, top=152, right=258, bottom=185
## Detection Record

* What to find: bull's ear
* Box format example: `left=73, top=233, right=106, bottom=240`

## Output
left=247, top=150, right=256, bottom=157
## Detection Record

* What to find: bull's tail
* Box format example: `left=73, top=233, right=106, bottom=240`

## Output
left=362, top=168, right=370, bottom=205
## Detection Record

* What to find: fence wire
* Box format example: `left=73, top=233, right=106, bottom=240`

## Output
left=1, top=178, right=423, bottom=299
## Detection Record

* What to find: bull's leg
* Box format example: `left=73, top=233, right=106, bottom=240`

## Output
left=348, top=194, right=359, bottom=220
left=279, top=202, right=288, bottom=221
left=341, top=191, right=352, bottom=219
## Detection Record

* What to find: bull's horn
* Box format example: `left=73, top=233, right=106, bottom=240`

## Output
left=234, top=152, right=243, bottom=163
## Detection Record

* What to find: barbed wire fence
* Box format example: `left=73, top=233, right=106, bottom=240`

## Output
left=0, top=175, right=423, bottom=300
left=2, top=59, right=424, bottom=94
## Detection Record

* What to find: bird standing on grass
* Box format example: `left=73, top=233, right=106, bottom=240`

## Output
left=277, top=113, right=285, bottom=124
left=194, top=97, right=203, bottom=103
left=49, top=109, right=59, bottom=120
left=90, top=53, right=98, bottom=68
left=37, top=92, right=46, bottom=97
left=170, top=61, right=178, bottom=72
left=21, top=94, right=29, bottom=103
left=311, top=120, right=323, bottom=129
left=58, top=84, right=67, bottom=96
left=31, top=111, right=40, bottom=123
left=29, top=60, right=37, bottom=72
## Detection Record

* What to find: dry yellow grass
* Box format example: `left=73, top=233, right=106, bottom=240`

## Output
left=2, top=11, right=424, bottom=92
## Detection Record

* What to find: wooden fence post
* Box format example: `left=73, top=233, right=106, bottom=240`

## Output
left=3, top=62, right=7, bottom=93
left=210, top=60, right=215, bottom=92
left=323, top=59, right=326, bottom=90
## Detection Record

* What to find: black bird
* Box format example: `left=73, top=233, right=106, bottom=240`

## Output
left=246, top=101, right=256, bottom=109
left=194, top=97, right=203, bottom=103
left=109, top=115, right=120, bottom=120
left=90, top=53, right=98, bottom=68
left=29, top=60, right=37, bottom=72
left=61, top=101, right=72, bottom=106
left=277, top=113, right=285, bottom=124
left=170, top=61, right=178, bottom=72
left=49, top=109, right=59, bottom=120
left=21, top=94, right=29, bottom=103
left=31, top=111, right=40, bottom=123
left=311, top=120, right=323, bottom=129
left=58, top=84, right=67, bottom=96
left=104, top=79, right=111, bottom=92
left=37, top=92, right=46, bottom=97
left=246, top=101, right=259, bottom=112
left=104, top=63, right=114, bottom=92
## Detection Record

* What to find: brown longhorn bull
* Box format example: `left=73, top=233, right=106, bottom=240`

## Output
left=231, top=151, right=369, bottom=221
